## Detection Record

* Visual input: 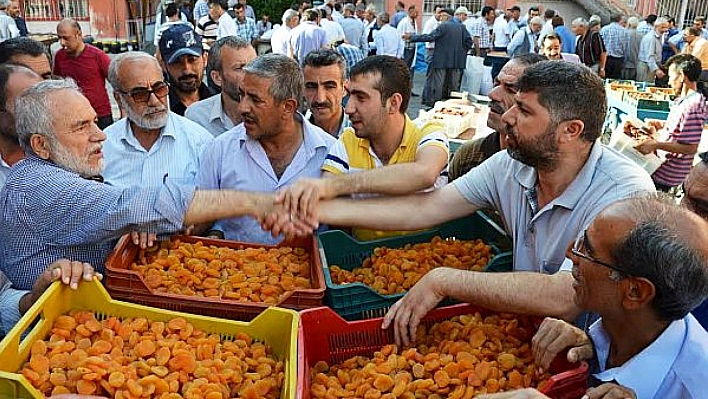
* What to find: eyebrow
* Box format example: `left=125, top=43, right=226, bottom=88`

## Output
left=582, top=231, right=596, bottom=256
left=348, top=88, right=369, bottom=97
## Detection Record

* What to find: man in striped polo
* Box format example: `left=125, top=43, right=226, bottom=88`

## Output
left=635, top=54, right=707, bottom=192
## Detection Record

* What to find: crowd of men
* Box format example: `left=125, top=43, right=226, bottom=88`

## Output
left=0, top=2, right=708, bottom=398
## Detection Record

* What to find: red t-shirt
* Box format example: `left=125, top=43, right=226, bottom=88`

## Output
left=53, top=44, right=112, bottom=117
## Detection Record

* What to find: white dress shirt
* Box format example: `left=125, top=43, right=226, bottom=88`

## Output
left=373, top=23, right=403, bottom=57
left=216, top=12, right=239, bottom=39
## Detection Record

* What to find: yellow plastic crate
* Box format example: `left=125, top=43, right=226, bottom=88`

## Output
left=0, top=280, right=298, bottom=399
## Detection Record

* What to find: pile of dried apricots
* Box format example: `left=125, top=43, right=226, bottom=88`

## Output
left=310, top=312, right=549, bottom=398
left=21, top=311, right=284, bottom=399
left=329, top=237, right=493, bottom=295
left=131, top=239, right=312, bottom=304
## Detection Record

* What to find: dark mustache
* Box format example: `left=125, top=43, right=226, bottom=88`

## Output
left=489, top=101, right=505, bottom=115
left=178, top=74, right=199, bottom=81
left=311, top=101, right=332, bottom=108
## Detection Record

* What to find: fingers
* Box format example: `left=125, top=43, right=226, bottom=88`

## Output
left=382, top=300, right=401, bottom=329
left=131, top=231, right=155, bottom=249
left=531, top=318, right=580, bottom=372
left=131, top=231, right=140, bottom=245
left=567, top=343, right=594, bottom=363
left=583, top=383, right=637, bottom=399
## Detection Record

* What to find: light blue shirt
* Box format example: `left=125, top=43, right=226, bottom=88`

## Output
left=290, top=21, right=328, bottom=65
left=0, top=270, right=26, bottom=337
left=639, top=30, right=662, bottom=72
left=185, top=94, right=235, bottom=137
left=507, top=26, right=536, bottom=57
left=103, top=112, right=214, bottom=187
left=0, top=157, right=10, bottom=190
left=590, top=315, right=708, bottom=399
left=452, top=143, right=655, bottom=273
left=196, top=114, right=335, bottom=244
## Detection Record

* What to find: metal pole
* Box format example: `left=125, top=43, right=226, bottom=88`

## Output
left=678, top=0, right=689, bottom=28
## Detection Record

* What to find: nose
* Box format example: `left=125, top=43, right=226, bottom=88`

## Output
left=500, top=104, right=517, bottom=126
left=314, top=86, right=328, bottom=103
left=344, top=98, right=355, bottom=115
left=92, top=123, right=107, bottom=142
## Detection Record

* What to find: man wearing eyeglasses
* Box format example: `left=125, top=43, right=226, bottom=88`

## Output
left=102, top=51, right=213, bottom=188
left=157, top=24, right=214, bottom=116
left=185, top=36, right=257, bottom=136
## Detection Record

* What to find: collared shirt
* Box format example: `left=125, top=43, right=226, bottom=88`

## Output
left=196, top=115, right=335, bottom=244
left=638, top=30, right=663, bottom=72
left=600, top=22, right=627, bottom=58
left=652, top=91, right=707, bottom=186
left=304, top=107, right=351, bottom=138
left=0, top=157, right=10, bottom=190
left=576, top=30, right=606, bottom=67
left=471, top=18, right=493, bottom=49
left=637, top=21, right=653, bottom=36
left=103, top=112, right=213, bottom=187
left=322, top=115, right=449, bottom=240
left=168, top=82, right=214, bottom=116
left=589, top=315, right=708, bottom=399
left=506, top=18, right=520, bottom=39
left=193, top=0, right=209, bottom=21
left=334, top=42, right=365, bottom=76
left=290, top=21, right=328, bottom=65
left=185, top=93, right=235, bottom=136
left=507, top=26, right=537, bottom=57
left=235, top=16, right=258, bottom=41
left=339, top=16, right=365, bottom=50
left=244, top=4, right=256, bottom=21
left=0, top=270, right=26, bottom=337
left=453, top=143, right=655, bottom=273
left=321, top=18, right=345, bottom=45
left=397, top=16, right=418, bottom=49
left=492, top=15, right=509, bottom=48
left=195, top=14, right=219, bottom=50
left=0, top=11, right=19, bottom=42
left=373, top=24, right=403, bottom=57
left=53, top=44, right=112, bottom=118
left=217, top=12, right=239, bottom=39
left=685, top=37, right=708, bottom=71
left=270, top=24, right=292, bottom=55
left=422, top=16, right=440, bottom=49
left=0, top=156, right=194, bottom=290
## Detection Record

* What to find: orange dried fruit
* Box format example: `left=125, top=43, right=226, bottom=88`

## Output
left=134, top=339, right=156, bottom=358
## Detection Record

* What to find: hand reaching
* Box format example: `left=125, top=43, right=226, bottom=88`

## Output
left=531, top=317, right=594, bottom=372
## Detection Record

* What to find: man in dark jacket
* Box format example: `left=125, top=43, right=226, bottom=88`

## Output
left=403, top=8, right=472, bottom=107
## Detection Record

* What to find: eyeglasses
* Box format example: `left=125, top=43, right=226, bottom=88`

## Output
left=571, top=231, right=632, bottom=277
left=118, top=81, right=169, bottom=103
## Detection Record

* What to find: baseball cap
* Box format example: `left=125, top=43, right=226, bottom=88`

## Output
left=159, top=24, right=203, bottom=65
left=507, top=5, right=521, bottom=12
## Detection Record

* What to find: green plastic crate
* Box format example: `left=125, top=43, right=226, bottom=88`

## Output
left=318, top=211, right=513, bottom=321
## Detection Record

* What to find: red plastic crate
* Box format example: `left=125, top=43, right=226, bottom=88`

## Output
left=298, top=305, right=588, bottom=399
left=105, top=234, right=325, bottom=321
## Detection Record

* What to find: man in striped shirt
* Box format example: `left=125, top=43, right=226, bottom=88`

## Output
left=635, top=54, right=707, bottom=191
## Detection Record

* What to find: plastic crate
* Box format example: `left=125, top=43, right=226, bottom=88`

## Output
left=0, top=280, right=298, bottom=399
left=622, top=90, right=670, bottom=111
left=297, top=304, right=589, bottom=399
left=318, top=212, right=513, bottom=320
left=105, top=234, right=325, bottom=321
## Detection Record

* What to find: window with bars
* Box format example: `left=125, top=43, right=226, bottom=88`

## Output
left=422, top=0, right=483, bottom=14
left=21, top=0, right=89, bottom=21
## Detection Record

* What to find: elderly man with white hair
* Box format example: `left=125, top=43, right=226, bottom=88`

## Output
left=507, top=15, right=543, bottom=57
left=637, top=16, right=669, bottom=83
left=270, top=9, right=299, bottom=55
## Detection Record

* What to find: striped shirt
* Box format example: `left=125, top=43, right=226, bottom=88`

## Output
left=103, top=112, right=213, bottom=187
left=652, top=92, right=707, bottom=187
left=600, top=22, right=627, bottom=58
left=0, top=156, right=194, bottom=289
left=322, top=116, right=449, bottom=240
left=576, top=30, right=606, bottom=67
left=196, top=114, right=335, bottom=244
left=195, top=14, right=218, bottom=50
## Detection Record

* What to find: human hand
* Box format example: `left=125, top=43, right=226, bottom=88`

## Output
left=582, top=383, right=637, bottom=399
left=131, top=231, right=157, bottom=249
left=34, top=260, right=102, bottom=293
left=275, top=178, right=333, bottom=222
left=598, top=69, right=606, bottom=78
left=634, top=138, right=657, bottom=155
left=381, top=267, right=447, bottom=347
left=259, top=202, right=317, bottom=240
left=655, top=69, right=666, bottom=79
left=402, top=33, right=411, bottom=40
left=477, top=388, right=551, bottom=399
left=531, top=317, right=594, bottom=372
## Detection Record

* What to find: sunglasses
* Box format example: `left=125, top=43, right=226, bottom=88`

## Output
left=571, top=231, right=632, bottom=277
left=118, top=81, right=170, bottom=103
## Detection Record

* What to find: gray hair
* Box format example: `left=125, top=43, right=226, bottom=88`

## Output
left=343, top=3, right=355, bottom=14
left=627, top=16, right=639, bottom=29
left=207, top=36, right=253, bottom=75
left=571, top=17, right=588, bottom=28
left=302, top=49, right=347, bottom=80
left=609, top=197, right=708, bottom=321
left=377, top=12, right=389, bottom=24
left=654, top=16, right=668, bottom=27
left=15, top=79, right=78, bottom=155
left=529, top=16, right=544, bottom=26
left=0, top=0, right=9, bottom=9
left=108, top=51, right=161, bottom=91
left=282, top=8, right=299, bottom=24
left=243, top=53, right=303, bottom=103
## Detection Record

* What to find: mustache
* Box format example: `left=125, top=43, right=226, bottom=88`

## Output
left=242, top=113, right=257, bottom=124
left=311, top=100, right=333, bottom=108
left=177, top=74, right=199, bottom=81
left=489, top=101, right=505, bottom=115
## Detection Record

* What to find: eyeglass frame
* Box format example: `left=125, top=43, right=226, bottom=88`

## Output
left=570, top=231, right=633, bottom=278
left=116, top=81, right=170, bottom=103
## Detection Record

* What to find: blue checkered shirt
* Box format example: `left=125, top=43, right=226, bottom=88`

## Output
left=335, top=43, right=365, bottom=77
left=0, top=156, right=194, bottom=290
left=193, top=0, right=209, bottom=21
left=236, top=17, right=258, bottom=41
left=600, top=22, right=627, bottom=58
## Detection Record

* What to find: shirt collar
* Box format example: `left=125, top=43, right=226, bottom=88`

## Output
left=118, top=113, right=175, bottom=147
left=356, top=114, right=414, bottom=153
left=212, top=95, right=235, bottom=126
left=514, top=141, right=603, bottom=210
left=305, top=107, right=348, bottom=138
left=589, top=318, right=685, bottom=399
left=238, top=112, right=330, bottom=150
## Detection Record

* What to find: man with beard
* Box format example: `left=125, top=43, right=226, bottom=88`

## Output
left=265, top=61, right=655, bottom=345
left=186, top=37, right=257, bottom=136
left=53, top=19, right=113, bottom=129
left=276, top=55, right=449, bottom=241
left=196, top=54, right=335, bottom=244
left=103, top=51, right=213, bottom=187
left=301, top=49, right=350, bottom=137
left=449, top=53, right=546, bottom=181
left=0, top=78, right=308, bottom=290
left=0, top=64, right=41, bottom=188
left=158, top=24, right=213, bottom=116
